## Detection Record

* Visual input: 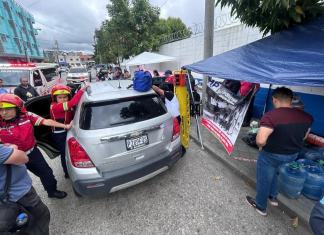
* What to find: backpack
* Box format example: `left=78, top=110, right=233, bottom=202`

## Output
left=133, top=71, right=152, bottom=92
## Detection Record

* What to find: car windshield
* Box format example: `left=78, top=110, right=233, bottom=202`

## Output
left=80, top=94, right=167, bottom=130
left=69, top=68, right=87, bottom=73
left=0, top=69, right=29, bottom=87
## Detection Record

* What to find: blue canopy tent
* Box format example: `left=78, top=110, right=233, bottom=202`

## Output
left=185, top=16, right=324, bottom=86
left=184, top=16, right=324, bottom=135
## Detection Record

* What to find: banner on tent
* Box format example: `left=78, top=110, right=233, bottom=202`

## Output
left=202, top=81, right=252, bottom=154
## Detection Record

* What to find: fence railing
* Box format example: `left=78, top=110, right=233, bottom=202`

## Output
left=160, top=13, right=240, bottom=45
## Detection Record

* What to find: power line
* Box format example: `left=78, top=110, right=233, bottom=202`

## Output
left=159, top=0, right=170, bottom=8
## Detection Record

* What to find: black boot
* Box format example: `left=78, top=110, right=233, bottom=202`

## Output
left=48, top=190, right=67, bottom=199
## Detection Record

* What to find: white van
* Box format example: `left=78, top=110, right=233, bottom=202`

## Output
left=0, top=63, right=65, bottom=96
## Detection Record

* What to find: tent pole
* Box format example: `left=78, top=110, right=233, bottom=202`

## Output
left=187, top=70, right=204, bottom=149
left=263, top=84, right=272, bottom=115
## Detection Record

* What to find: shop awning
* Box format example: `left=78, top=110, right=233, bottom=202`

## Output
left=185, top=16, right=324, bottom=87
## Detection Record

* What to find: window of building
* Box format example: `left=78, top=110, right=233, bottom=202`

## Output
left=0, top=35, right=7, bottom=43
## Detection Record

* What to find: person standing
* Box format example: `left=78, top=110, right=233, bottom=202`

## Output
left=0, top=144, right=50, bottom=235
left=112, top=67, right=123, bottom=80
left=0, top=79, right=8, bottom=94
left=50, top=84, right=87, bottom=178
left=246, top=87, right=313, bottom=216
left=14, top=77, right=39, bottom=102
left=0, top=94, right=69, bottom=199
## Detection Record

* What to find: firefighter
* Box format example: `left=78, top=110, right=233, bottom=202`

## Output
left=0, top=94, right=69, bottom=199
left=50, top=84, right=88, bottom=178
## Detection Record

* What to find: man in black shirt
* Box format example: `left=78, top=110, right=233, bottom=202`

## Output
left=246, top=87, right=313, bottom=216
left=14, top=77, right=39, bottom=102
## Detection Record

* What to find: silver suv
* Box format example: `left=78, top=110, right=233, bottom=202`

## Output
left=26, top=80, right=182, bottom=197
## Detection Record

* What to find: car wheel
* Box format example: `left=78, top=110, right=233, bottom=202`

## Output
left=73, top=187, right=82, bottom=197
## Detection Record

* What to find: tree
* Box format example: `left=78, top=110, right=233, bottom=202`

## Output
left=155, top=17, right=192, bottom=46
left=94, top=0, right=190, bottom=63
left=215, top=0, right=324, bottom=35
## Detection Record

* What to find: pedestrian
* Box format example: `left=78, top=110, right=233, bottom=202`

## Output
left=50, top=84, right=88, bottom=178
left=246, top=87, right=313, bottom=216
left=14, top=77, right=39, bottom=102
left=0, top=94, right=70, bottom=199
left=112, top=67, right=123, bottom=80
left=0, top=143, right=50, bottom=235
left=309, top=195, right=324, bottom=235
left=153, top=70, right=159, bottom=77
left=0, top=79, right=8, bottom=94
left=124, top=69, right=131, bottom=79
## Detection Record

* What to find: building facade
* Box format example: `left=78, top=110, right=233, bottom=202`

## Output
left=0, top=0, right=43, bottom=61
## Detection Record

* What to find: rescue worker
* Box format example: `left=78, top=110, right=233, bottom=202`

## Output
left=50, top=84, right=88, bottom=178
left=0, top=94, right=69, bottom=199
left=14, top=77, right=39, bottom=102
left=152, top=81, right=180, bottom=124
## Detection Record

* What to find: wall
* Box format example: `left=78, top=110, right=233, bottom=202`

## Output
left=158, top=23, right=263, bottom=74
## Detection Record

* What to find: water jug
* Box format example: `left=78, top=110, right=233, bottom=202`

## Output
left=278, top=162, right=307, bottom=199
left=302, top=164, right=324, bottom=200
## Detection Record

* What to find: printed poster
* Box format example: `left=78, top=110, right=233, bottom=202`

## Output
left=202, top=80, right=253, bottom=154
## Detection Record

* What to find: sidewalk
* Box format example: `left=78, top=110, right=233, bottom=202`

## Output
left=189, top=118, right=315, bottom=229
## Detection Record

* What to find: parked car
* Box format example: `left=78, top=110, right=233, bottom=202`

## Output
left=0, top=62, right=64, bottom=95
left=67, top=67, right=89, bottom=84
left=25, top=80, right=182, bottom=197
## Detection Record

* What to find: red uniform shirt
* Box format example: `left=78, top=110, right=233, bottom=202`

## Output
left=0, top=112, right=44, bottom=151
left=50, top=89, right=84, bottom=131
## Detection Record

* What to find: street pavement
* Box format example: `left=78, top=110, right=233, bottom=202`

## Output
left=31, top=140, right=311, bottom=235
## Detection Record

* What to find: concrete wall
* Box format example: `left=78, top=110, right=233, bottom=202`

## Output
left=158, top=23, right=263, bottom=76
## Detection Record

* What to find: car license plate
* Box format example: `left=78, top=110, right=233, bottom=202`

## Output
left=125, top=134, right=149, bottom=150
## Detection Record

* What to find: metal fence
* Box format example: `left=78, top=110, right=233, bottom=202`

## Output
left=160, top=14, right=240, bottom=45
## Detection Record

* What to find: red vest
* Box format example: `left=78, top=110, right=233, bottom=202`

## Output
left=0, top=112, right=44, bottom=151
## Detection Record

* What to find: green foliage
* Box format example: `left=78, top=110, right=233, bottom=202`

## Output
left=94, top=0, right=190, bottom=63
left=215, top=0, right=324, bottom=35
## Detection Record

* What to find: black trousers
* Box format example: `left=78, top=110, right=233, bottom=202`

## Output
left=51, top=132, right=68, bottom=176
left=17, top=187, right=50, bottom=235
left=26, top=147, right=57, bottom=195
left=310, top=201, right=324, bottom=235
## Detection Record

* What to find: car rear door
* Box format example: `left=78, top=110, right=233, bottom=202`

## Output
left=25, top=95, right=60, bottom=159
left=76, top=94, right=173, bottom=174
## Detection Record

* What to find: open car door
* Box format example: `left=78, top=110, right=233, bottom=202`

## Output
left=25, top=95, right=60, bottom=159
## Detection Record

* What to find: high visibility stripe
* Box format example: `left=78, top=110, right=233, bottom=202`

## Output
left=63, top=102, right=69, bottom=111
left=35, top=118, right=43, bottom=126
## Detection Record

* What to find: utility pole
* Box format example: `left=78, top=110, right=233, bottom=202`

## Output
left=54, top=40, right=59, bottom=63
left=202, top=0, right=214, bottom=104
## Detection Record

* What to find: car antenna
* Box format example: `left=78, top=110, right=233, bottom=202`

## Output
left=118, top=78, right=122, bottom=89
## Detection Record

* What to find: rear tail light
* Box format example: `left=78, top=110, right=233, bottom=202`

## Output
left=172, top=118, right=180, bottom=141
left=68, top=137, right=94, bottom=168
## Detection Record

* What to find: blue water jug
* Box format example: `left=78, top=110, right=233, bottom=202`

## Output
left=297, top=159, right=317, bottom=168
left=302, top=164, right=324, bottom=200
left=278, top=162, right=307, bottom=199
left=298, top=148, right=321, bottom=161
